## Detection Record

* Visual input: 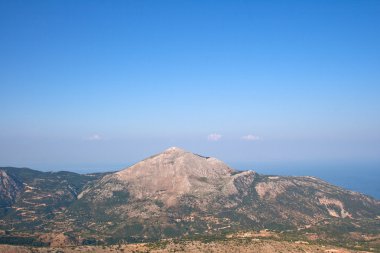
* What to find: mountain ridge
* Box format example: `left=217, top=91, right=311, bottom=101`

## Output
left=0, top=147, right=379, bottom=249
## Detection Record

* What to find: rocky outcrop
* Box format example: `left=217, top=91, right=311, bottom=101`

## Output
left=0, top=170, right=23, bottom=207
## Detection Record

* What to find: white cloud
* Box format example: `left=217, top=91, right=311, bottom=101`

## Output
left=242, top=134, right=260, bottom=141
left=207, top=133, right=222, bottom=141
left=87, top=134, right=102, bottom=141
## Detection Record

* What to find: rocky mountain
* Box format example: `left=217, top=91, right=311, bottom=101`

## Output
left=0, top=170, right=23, bottom=208
left=69, top=147, right=380, bottom=243
left=0, top=147, right=379, bottom=249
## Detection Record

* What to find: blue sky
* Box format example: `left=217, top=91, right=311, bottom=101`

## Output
left=0, top=0, right=379, bottom=172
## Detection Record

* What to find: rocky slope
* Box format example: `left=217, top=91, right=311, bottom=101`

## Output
left=0, top=167, right=107, bottom=236
left=0, top=170, right=23, bottom=208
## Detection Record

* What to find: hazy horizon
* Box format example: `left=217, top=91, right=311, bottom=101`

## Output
left=1, top=1, right=380, bottom=171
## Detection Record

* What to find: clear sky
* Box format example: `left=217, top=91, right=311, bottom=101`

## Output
left=1, top=0, right=379, bottom=172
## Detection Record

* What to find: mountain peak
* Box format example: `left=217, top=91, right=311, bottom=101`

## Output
left=161, top=146, right=188, bottom=156
left=116, top=147, right=233, bottom=179
left=164, top=146, right=186, bottom=153
left=107, top=148, right=236, bottom=206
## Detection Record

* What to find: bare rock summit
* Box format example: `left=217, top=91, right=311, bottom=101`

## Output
left=79, top=147, right=244, bottom=206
